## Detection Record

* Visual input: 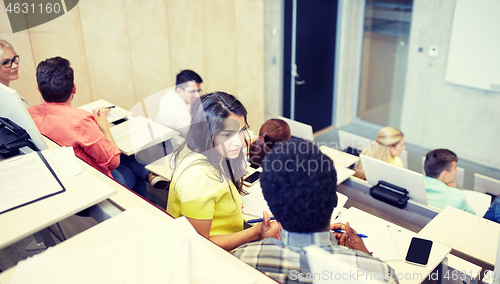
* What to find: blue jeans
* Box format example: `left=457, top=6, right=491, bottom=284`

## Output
left=483, top=197, right=500, bottom=223
left=111, top=154, right=149, bottom=197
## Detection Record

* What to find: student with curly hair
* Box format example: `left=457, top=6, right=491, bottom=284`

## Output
left=166, top=92, right=281, bottom=251
left=233, top=138, right=398, bottom=283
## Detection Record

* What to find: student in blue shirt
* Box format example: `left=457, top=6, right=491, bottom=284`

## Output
left=423, top=149, right=475, bottom=214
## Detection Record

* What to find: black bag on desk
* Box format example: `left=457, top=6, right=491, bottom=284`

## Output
left=0, top=117, right=38, bottom=158
left=369, top=180, right=410, bottom=209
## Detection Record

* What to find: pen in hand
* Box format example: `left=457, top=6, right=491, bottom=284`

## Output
left=107, top=106, right=116, bottom=109
left=246, top=217, right=276, bottom=224
left=331, top=229, right=368, bottom=238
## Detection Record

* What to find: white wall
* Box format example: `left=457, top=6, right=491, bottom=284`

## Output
left=400, top=0, right=500, bottom=170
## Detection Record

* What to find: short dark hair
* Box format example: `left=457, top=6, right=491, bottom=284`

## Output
left=260, top=138, right=338, bottom=233
left=424, top=149, right=458, bottom=179
left=176, top=69, right=203, bottom=86
left=36, top=57, right=74, bottom=103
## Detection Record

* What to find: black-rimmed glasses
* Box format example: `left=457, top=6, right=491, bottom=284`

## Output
left=2, top=55, right=19, bottom=68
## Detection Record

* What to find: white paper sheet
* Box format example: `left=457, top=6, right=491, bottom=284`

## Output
left=335, top=216, right=402, bottom=262
left=41, top=147, right=83, bottom=180
left=77, top=100, right=127, bottom=123
left=0, top=152, right=64, bottom=214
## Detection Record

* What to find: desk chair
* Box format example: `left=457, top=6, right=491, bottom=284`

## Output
left=475, top=173, right=500, bottom=202
left=277, top=116, right=314, bottom=142
left=400, top=150, right=408, bottom=168
left=338, top=130, right=372, bottom=156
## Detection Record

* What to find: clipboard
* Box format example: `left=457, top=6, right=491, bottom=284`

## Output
left=0, top=151, right=66, bottom=214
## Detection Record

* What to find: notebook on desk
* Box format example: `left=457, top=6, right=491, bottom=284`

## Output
left=0, top=151, right=66, bottom=214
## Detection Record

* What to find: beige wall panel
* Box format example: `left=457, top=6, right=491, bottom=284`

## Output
left=124, top=0, right=172, bottom=102
left=27, top=6, right=92, bottom=108
left=165, top=0, right=205, bottom=80
left=202, top=0, right=237, bottom=96
left=235, top=0, right=265, bottom=131
left=78, top=0, right=136, bottom=109
left=0, top=9, right=40, bottom=105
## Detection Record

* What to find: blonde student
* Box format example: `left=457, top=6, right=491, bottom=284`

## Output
left=354, top=126, right=405, bottom=180
left=166, top=92, right=281, bottom=251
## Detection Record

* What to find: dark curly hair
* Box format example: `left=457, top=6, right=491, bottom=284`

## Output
left=260, top=138, right=338, bottom=233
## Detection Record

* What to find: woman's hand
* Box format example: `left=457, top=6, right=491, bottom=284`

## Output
left=260, top=211, right=281, bottom=240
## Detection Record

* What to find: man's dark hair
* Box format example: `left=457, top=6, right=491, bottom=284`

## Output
left=176, top=69, right=203, bottom=86
left=36, top=57, right=74, bottom=103
left=424, top=149, right=458, bottom=179
left=260, top=138, right=338, bottom=233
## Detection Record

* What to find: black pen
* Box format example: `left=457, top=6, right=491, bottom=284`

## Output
left=107, top=106, right=116, bottom=109
left=247, top=217, right=276, bottom=223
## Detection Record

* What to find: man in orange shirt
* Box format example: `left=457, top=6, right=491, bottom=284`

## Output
left=28, top=57, right=167, bottom=197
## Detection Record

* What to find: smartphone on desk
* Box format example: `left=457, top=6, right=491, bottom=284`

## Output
left=405, top=237, right=433, bottom=266
left=244, top=171, right=260, bottom=186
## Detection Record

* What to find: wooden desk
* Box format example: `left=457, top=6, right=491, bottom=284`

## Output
left=0, top=161, right=116, bottom=250
left=337, top=207, right=451, bottom=284
left=0, top=207, right=275, bottom=284
left=419, top=206, right=500, bottom=267
left=319, top=145, right=360, bottom=169
left=78, top=100, right=180, bottom=156
left=0, top=137, right=277, bottom=283
left=109, top=117, right=179, bottom=156
left=77, top=99, right=129, bottom=123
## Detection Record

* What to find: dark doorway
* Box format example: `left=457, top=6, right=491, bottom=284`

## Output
left=283, top=0, right=338, bottom=132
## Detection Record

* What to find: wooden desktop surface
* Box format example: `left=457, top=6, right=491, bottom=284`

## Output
left=0, top=137, right=277, bottom=283
left=419, top=206, right=500, bottom=267
left=319, top=145, right=360, bottom=169
left=337, top=207, right=451, bottom=284
left=0, top=207, right=275, bottom=284
left=77, top=99, right=129, bottom=123
left=0, top=170, right=116, bottom=250
left=78, top=100, right=180, bottom=156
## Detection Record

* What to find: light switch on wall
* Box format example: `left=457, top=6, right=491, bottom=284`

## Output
left=428, top=46, right=439, bottom=57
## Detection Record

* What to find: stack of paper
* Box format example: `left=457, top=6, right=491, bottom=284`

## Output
left=0, top=150, right=70, bottom=214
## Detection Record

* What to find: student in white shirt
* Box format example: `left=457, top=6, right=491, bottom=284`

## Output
left=156, top=70, right=203, bottom=137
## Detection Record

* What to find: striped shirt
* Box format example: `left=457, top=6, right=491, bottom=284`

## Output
left=232, top=229, right=399, bottom=283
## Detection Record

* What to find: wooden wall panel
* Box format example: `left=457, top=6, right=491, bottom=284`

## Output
left=125, top=0, right=172, bottom=102
left=235, top=0, right=265, bottom=130
left=0, top=8, right=40, bottom=105
left=27, top=6, right=92, bottom=108
left=202, top=0, right=237, bottom=95
left=78, top=0, right=136, bottom=109
left=165, top=0, right=205, bottom=82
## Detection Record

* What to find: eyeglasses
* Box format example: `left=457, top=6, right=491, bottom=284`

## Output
left=1, top=55, right=19, bottom=68
left=182, top=88, right=202, bottom=94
